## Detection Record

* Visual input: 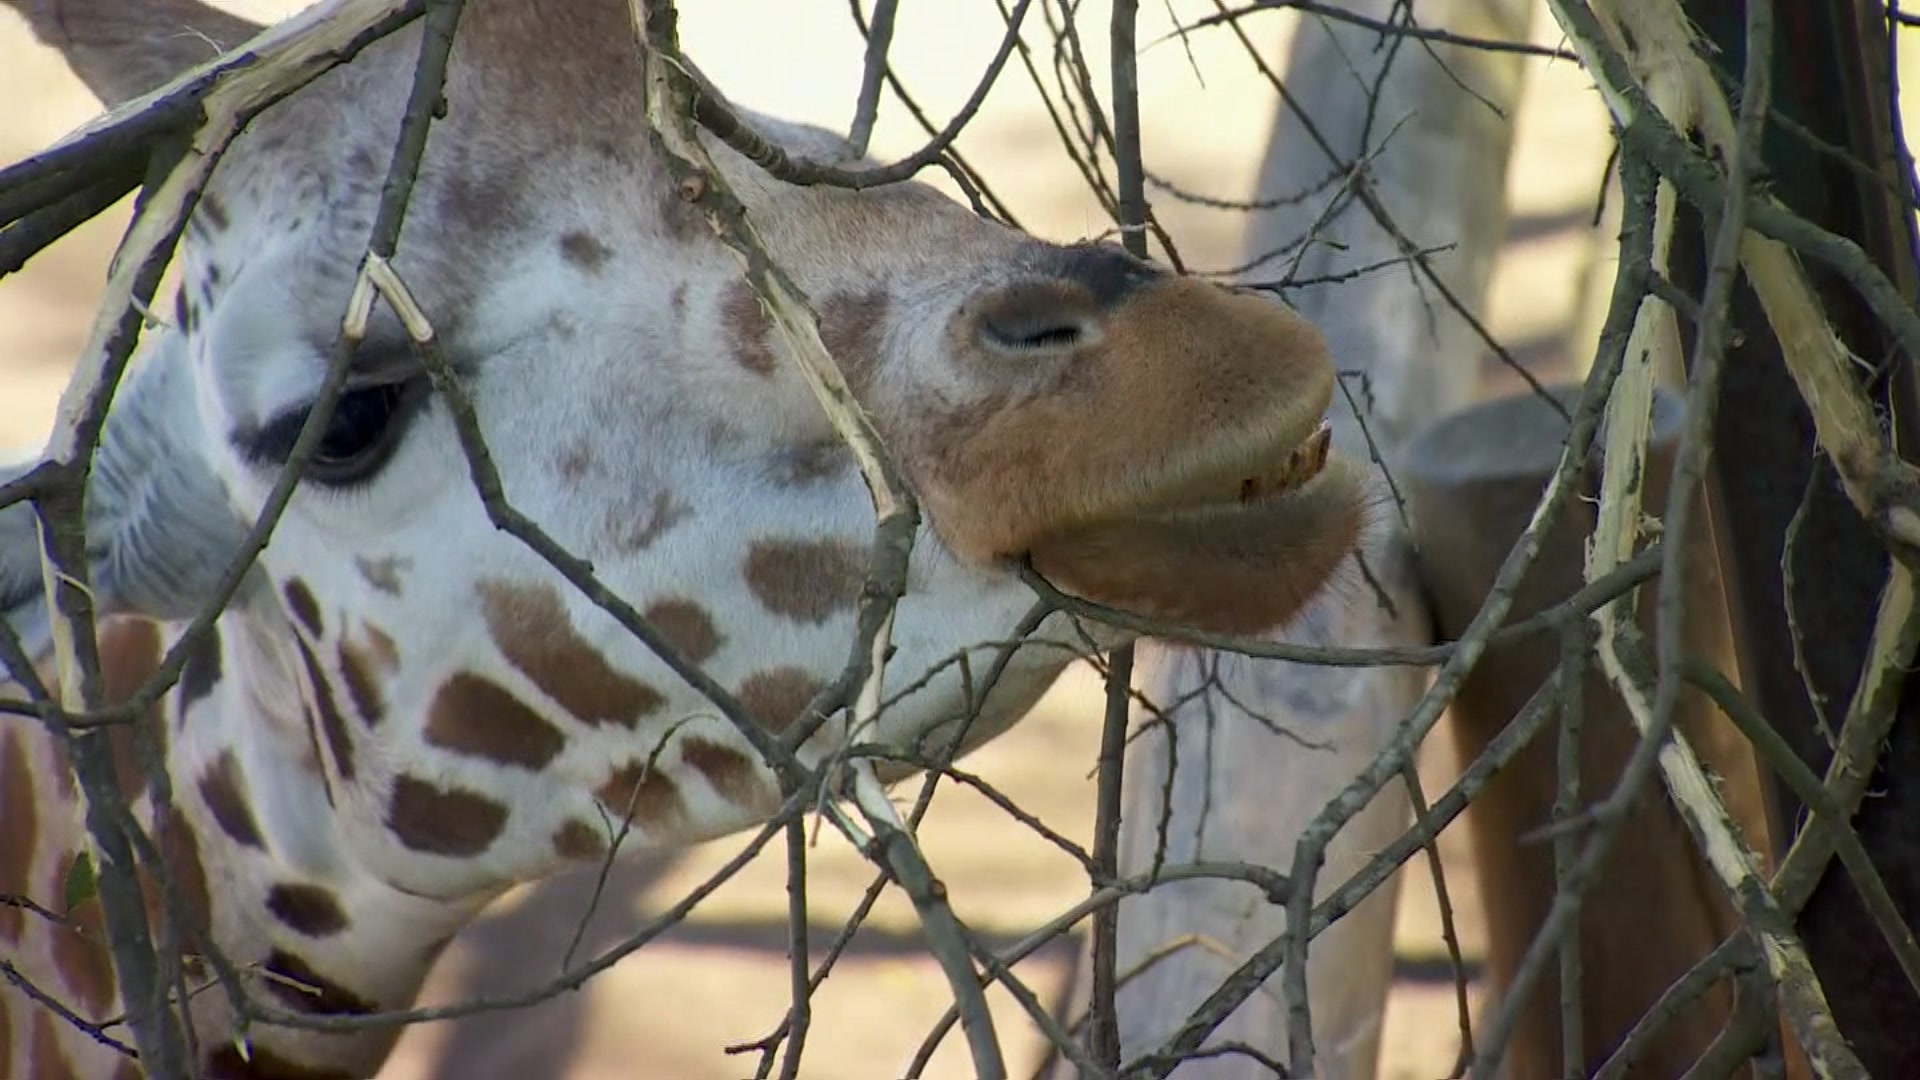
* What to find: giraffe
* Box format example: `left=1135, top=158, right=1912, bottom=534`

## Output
left=0, top=0, right=1367, bottom=1075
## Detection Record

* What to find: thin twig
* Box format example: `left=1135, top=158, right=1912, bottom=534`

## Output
left=685, top=0, right=1034, bottom=194
left=19, top=3, right=448, bottom=1066
left=1199, top=0, right=1569, bottom=417
left=777, top=816, right=812, bottom=1080
left=1, top=957, right=140, bottom=1059
left=1133, top=667, right=1568, bottom=1076
left=843, top=0, right=1021, bottom=227
left=1015, top=547, right=1661, bottom=669
left=841, top=762, right=1007, bottom=1079
left=1683, top=659, right=1920, bottom=998
left=1087, top=0, right=1146, bottom=1070
left=1773, top=563, right=1920, bottom=912
left=914, top=858, right=1298, bottom=1075
left=1401, top=760, right=1473, bottom=1072
left=1132, top=123, right=1661, bottom=1078
left=845, top=0, right=898, bottom=157
left=1553, top=0, right=1920, bottom=557
left=1591, top=936, right=1754, bottom=1080
left=1166, top=1, right=1581, bottom=63
left=1554, top=622, right=1587, bottom=1076
left=1088, top=643, right=1132, bottom=1073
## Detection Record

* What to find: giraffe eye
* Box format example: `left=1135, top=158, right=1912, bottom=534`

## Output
left=243, top=379, right=428, bottom=486
left=312, top=383, right=410, bottom=479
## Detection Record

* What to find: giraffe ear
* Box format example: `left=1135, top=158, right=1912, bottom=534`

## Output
left=5, top=0, right=266, bottom=105
left=1, top=333, right=246, bottom=661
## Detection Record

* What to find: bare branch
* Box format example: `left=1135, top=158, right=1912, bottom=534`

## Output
left=845, top=0, right=898, bottom=157
left=1167, top=1, right=1581, bottom=63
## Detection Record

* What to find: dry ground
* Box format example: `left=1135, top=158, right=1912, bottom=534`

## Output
left=1, top=3, right=1624, bottom=1076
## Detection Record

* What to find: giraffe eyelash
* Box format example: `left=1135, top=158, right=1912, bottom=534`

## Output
left=236, top=377, right=432, bottom=487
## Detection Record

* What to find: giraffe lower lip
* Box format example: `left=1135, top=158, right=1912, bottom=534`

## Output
left=1025, top=453, right=1365, bottom=634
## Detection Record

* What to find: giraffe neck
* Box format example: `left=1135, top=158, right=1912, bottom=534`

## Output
left=0, top=579, right=1089, bottom=1079
left=1, top=611, right=491, bottom=1079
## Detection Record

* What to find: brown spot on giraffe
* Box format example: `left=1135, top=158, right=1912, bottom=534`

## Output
left=642, top=597, right=722, bottom=664
left=681, top=737, right=776, bottom=813
left=337, top=640, right=384, bottom=728
left=599, top=489, right=689, bottom=554
left=553, top=818, right=609, bottom=860
left=283, top=578, right=324, bottom=638
left=151, top=808, right=212, bottom=940
left=386, top=776, right=511, bottom=856
left=354, top=555, right=407, bottom=597
left=558, top=230, right=613, bottom=271
left=437, top=162, right=533, bottom=245
left=817, top=289, right=891, bottom=388
left=48, top=852, right=116, bottom=1019
left=769, top=441, right=853, bottom=487
left=425, top=672, right=567, bottom=769
left=362, top=622, right=401, bottom=673
left=555, top=438, right=595, bottom=482
left=266, top=883, right=350, bottom=937
left=295, top=641, right=355, bottom=781
left=100, top=617, right=166, bottom=804
left=0, top=992, right=10, bottom=1072
left=104, top=722, right=152, bottom=807
left=28, top=1011, right=77, bottom=1080
left=742, top=538, right=867, bottom=624
left=0, top=730, right=34, bottom=942
left=199, top=191, right=230, bottom=231
left=721, top=278, right=777, bottom=376
left=595, top=759, right=686, bottom=829
left=737, top=667, right=825, bottom=734
left=261, top=949, right=376, bottom=1015
left=199, top=750, right=265, bottom=848
left=478, top=580, right=666, bottom=727
left=178, top=623, right=223, bottom=717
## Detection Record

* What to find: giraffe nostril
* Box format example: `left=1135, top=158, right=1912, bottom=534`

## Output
left=973, top=281, right=1102, bottom=356
left=980, top=311, right=1090, bottom=353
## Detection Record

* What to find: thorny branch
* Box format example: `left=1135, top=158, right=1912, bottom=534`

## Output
left=1133, top=143, right=1652, bottom=1077
left=1553, top=621, right=1588, bottom=1080
left=1170, top=0, right=1583, bottom=63
left=845, top=0, right=898, bottom=158
left=7, top=0, right=1920, bottom=1077
left=3, top=1, right=434, bottom=1073
left=1085, top=0, right=1147, bottom=1072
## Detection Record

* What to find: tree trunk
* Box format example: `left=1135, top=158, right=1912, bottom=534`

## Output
left=1671, top=1, right=1920, bottom=1071
left=1101, top=3, right=1534, bottom=1075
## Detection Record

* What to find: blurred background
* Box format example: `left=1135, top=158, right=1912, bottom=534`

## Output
left=5, top=2, right=1861, bottom=1076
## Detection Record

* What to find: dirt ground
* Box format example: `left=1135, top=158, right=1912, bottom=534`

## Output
left=0, top=3, right=1623, bottom=1076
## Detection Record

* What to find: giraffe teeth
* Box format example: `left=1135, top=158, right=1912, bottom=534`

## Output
left=1238, top=419, right=1332, bottom=503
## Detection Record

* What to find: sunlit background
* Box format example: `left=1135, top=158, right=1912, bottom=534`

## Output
left=7, top=3, right=1900, bottom=1077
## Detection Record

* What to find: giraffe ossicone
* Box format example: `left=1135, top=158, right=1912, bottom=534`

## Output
left=0, top=0, right=1365, bottom=1074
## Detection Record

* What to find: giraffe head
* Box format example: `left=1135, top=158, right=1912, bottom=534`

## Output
left=2, top=0, right=1363, bottom=890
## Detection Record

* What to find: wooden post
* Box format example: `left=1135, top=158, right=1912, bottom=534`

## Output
left=1100, top=3, right=1533, bottom=1075
left=1402, top=384, right=1771, bottom=1078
